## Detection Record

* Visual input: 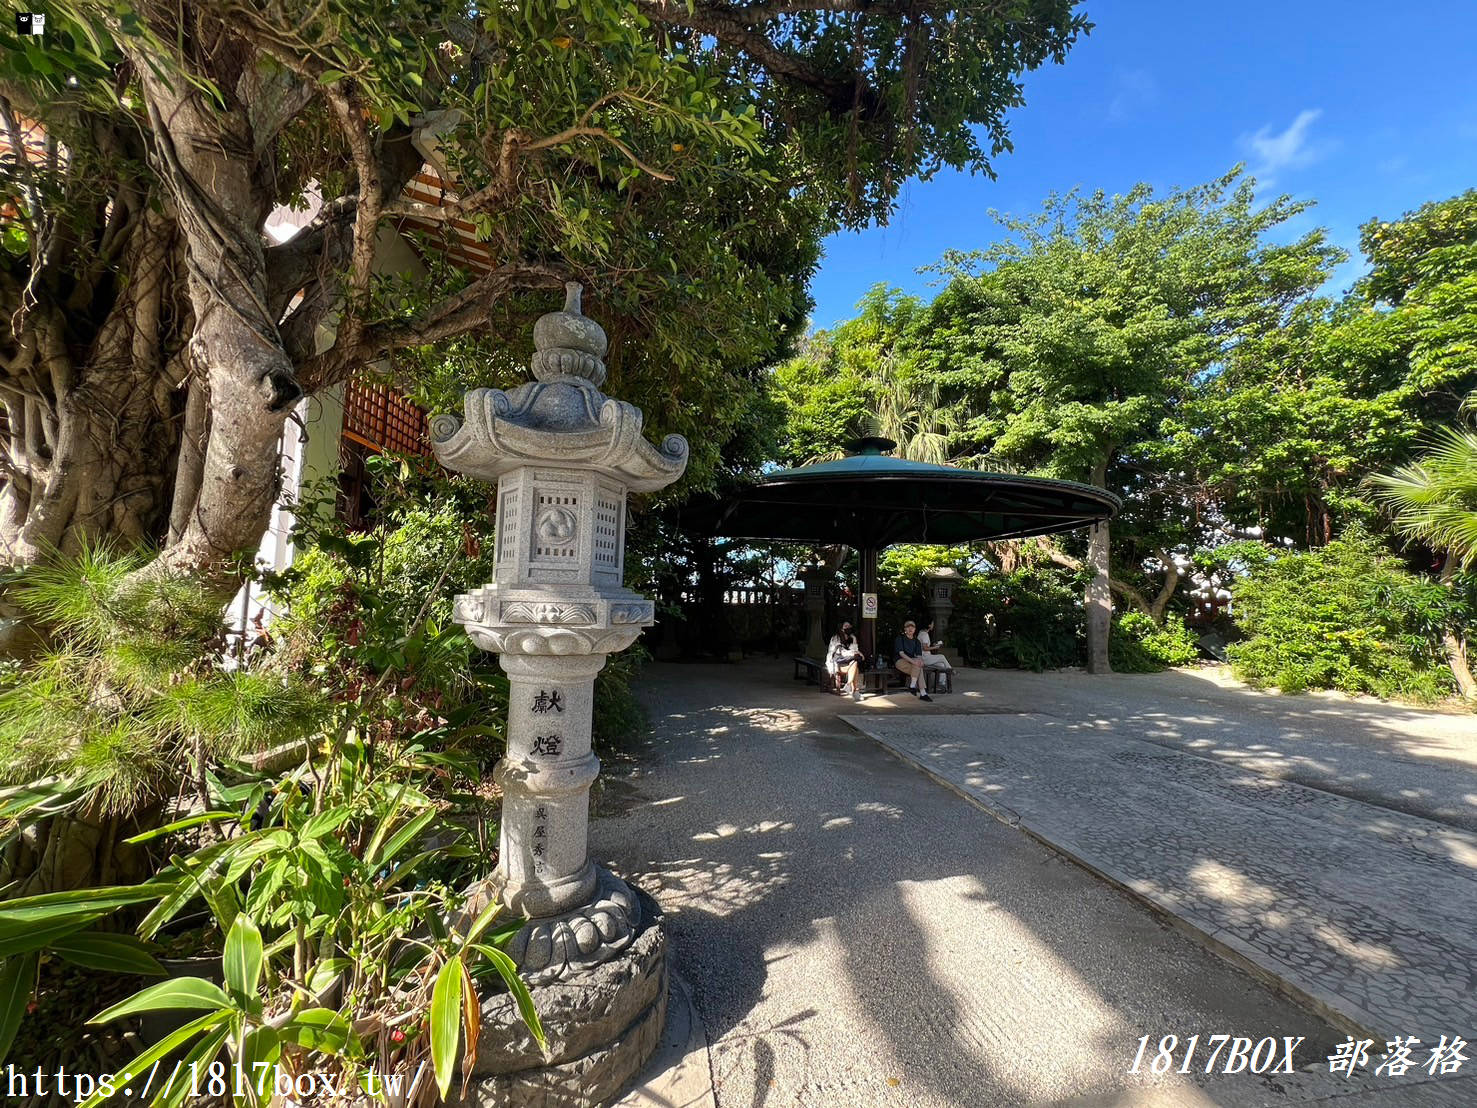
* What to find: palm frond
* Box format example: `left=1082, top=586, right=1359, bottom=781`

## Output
left=1368, top=427, right=1477, bottom=570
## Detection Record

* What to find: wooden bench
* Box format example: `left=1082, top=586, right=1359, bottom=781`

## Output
left=859, top=664, right=952, bottom=694
left=793, top=656, right=824, bottom=684
left=794, top=656, right=843, bottom=692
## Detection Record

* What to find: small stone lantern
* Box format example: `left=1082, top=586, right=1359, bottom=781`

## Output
left=924, top=566, right=962, bottom=663
left=431, top=284, right=687, bottom=1100
left=798, top=565, right=829, bottom=660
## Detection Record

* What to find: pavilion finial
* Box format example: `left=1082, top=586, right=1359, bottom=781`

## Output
left=849, top=436, right=898, bottom=457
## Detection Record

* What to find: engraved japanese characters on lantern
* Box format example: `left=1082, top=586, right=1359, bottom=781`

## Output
left=430, top=283, right=687, bottom=981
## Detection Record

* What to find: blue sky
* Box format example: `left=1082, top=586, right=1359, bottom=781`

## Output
left=808, top=0, right=1477, bottom=330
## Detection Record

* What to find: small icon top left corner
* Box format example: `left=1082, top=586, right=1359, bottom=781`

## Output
left=16, top=12, right=47, bottom=36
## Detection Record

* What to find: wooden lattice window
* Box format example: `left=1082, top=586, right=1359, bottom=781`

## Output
left=342, top=380, right=430, bottom=457
left=336, top=380, right=432, bottom=529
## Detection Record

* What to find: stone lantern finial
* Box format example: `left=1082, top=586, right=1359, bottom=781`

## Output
left=531, top=282, right=608, bottom=386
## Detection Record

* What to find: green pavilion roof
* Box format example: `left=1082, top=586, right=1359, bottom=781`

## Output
left=682, top=438, right=1120, bottom=549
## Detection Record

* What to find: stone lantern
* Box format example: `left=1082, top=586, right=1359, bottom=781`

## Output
left=924, top=566, right=962, bottom=663
left=798, top=565, right=829, bottom=660
left=431, top=283, right=687, bottom=1101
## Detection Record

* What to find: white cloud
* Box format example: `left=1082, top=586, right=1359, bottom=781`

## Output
left=1240, top=109, right=1331, bottom=184
left=1107, top=69, right=1157, bottom=123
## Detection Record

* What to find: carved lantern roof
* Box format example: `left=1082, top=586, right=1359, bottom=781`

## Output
left=430, top=283, right=688, bottom=491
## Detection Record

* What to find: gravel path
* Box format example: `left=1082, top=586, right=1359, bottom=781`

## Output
left=587, top=661, right=1474, bottom=1107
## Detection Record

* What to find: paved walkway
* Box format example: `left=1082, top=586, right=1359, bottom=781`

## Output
left=845, top=710, right=1477, bottom=1042
left=592, top=661, right=1477, bottom=1106
left=917, top=665, right=1477, bottom=832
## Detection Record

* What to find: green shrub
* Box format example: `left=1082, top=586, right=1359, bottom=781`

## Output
left=1111, top=611, right=1202, bottom=672
left=0, top=547, right=325, bottom=822
left=964, top=567, right=1085, bottom=670
left=593, top=644, right=649, bottom=754
left=1227, top=529, right=1460, bottom=700
left=269, top=465, right=649, bottom=760
left=877, top=546, right=1085, bottom=670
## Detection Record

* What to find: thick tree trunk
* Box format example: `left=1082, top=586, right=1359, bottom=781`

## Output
left=1148, top=550, right=1181, bottom=626
left=1, top=210, right=185, bottom=573
left=131, top=67, right=302, bottom=595
left=1085, top=518, right=1113, bottom=673
left=0, top=806, right=156, bottom=896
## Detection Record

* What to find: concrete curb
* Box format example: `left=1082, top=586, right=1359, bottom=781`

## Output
left=842, top=717, right=1388, bottom=1045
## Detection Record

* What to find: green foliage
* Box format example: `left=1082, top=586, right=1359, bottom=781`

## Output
left=268, top=457, right=649, bottom=760
left=1, top=0, right=1095, bottom=576
left=877, top=544, right=1085, bottom=670
left=1227, top=530, right=1462, bottom=700
left=1368, top=401, right=1477, bottom=572
left=963, top=566, right=1085, bottom=671
left=1359, top=191, right=1477, bottom=391
left=772, top=287, right=937, bottom=464
left=929, top=170, right=1340, bottom=488
left=778, top=170, right=1347, bottom=636
left=47, top=739, right=540, bottom=1104
left=0, top=548, right=325, bottom=817
left=1110, top=611, right=1200, bottom=672
left=262, top=461, right=505, bottom=769
left=592, top=645, right=649, bottom=754
left=771, top=178, right=1477, bottom=688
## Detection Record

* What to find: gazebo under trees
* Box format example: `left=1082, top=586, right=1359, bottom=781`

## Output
left=682, top=437, right=1120, bottom=661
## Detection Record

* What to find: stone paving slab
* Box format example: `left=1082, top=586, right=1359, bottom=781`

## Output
left=842, top=712, right=1477, bottom=1044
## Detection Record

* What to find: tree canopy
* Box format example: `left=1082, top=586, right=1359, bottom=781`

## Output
left=0, top=0, right=1090, bottom=594
left=764, top=172, right=1477, bottom=683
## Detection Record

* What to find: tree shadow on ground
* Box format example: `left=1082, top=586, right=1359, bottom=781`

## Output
left=594, top=661, right=1353, bottom=1107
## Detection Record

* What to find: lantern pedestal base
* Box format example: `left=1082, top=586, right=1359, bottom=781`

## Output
left=469, top=882, right=668, bottom=1107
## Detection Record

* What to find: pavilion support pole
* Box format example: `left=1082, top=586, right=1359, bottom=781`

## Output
left=859, top=545, right=879, bottom=664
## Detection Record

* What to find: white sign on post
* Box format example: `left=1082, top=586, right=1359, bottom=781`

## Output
left=861, top=592, right=878, bottom=618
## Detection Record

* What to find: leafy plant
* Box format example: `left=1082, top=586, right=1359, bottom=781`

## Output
left=0, top=548, right=327, bottom=894
left=0, top=882, right=168, bottom=1061
left=59, top=738, right=540, bottom=1106
left=1111, top=611, right=1201, bottom=672
left=1227, top=529, right=1464, bottom=701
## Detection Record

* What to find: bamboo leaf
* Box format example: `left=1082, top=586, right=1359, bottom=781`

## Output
left=279, top=1007, right=352, bottom=1054
left=90, top=976, right=232, bottom=1024
left=369, top=807, right=435, bottom=867
left=223, top=913, right=264, bottom=1008
left=458, top=956, right=481, bottom=1086
left=0, top=953, right=38, bottom=1063
left=125, top=811, right=236, bottom=844
left=51, top=931, right=166, bottom=976
left=471, top=943, right=545, bottom=1048
left=76, top=1011, right=227, bottom=1108
left=159, top=1023, right=232, bottom=1108
left=429, top=956, right=464, bottom=1099
left=0, top=917, right=89, bottom=959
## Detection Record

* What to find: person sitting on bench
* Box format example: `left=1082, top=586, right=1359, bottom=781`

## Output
left=826, top=621, right=864, bottom=701
left=917, top=621, right=953, bottom=674
left=894, top=619, right=933, bottom=701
